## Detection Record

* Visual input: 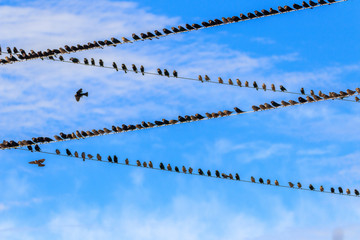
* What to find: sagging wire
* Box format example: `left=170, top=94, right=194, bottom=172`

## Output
left=16, top=147, right=360, bottom=198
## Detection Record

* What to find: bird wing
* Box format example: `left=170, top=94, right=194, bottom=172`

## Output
left=38, top=159, right=45, bottom=163
left=76, top=88, right=83, bottom=95
left=37, top=163, right=45, bottom=167
left=28, top=161, right=37, bottom=164
left=75, top=95, right=80, bottom=102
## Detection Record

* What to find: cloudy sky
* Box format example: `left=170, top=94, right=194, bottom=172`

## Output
left=1, top=0, right=360, bottom=239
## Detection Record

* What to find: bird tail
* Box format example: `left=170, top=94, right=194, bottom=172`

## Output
left=84, top=92, right=88, bottom=97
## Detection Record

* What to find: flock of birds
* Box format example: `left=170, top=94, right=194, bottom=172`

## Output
left=0, top=0, right=344, bottom=65
left=1, top=0, right=355, bottom=198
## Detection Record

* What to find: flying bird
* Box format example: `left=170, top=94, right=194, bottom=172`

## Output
left=28, top=159, right=45, bottom=167
left=75, top=88, right=88, bottom=102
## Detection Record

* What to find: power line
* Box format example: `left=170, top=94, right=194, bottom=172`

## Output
left=0, top=0, right=347, bottom=66
left=2, top=89, right=359, bottom=151
left=15, top=147, right=360, bottom=198
left=46, top=56, right=360, bottom=103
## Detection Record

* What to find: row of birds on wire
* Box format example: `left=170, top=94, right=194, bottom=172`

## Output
left=22, top=147, right=360, bottom=197
left=1, top=87, right=359, bottom=151
left=45, top=56, right=359, bottom=103
left=0, top=0, right=345, bottom=65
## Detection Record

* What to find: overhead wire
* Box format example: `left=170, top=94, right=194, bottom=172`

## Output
left=45, top=56, right=360, bottom=103
left=2, top=89, right=360, bottom=151
left=15, top=147, right=360, bottom=198
left=0, top=0, right=348, bottom=66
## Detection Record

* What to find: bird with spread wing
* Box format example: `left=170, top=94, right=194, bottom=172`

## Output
left=28, top=159, right=45, bottom=167
left=74, top=88, right=88, bottom=102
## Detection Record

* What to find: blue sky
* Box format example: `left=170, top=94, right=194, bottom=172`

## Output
left=1, top=0, right=360, bottom=239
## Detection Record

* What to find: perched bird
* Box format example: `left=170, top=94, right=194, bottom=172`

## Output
left=112, top=62, right=118, bottom=71
left=207, top=170, right=211, bottom=176
left=280, top=85, right=287, bottom=92
left=298, top=97, right=307, bottom=103
left=309, top=0, right=317, bottom=6
left=205, top=75, right=210, bottom=81
left=28, top=159, right=45, bottom=167
left=96, top=154, right=101, bottom=161
left=229, top=174, right=234, bottom=180
left=173, top=70, right=178, bottom=77
left=235, top=174, right=240, bottom=181
left=310, top=90, right=315, bottom=96
left=87, top=154, right=93, bottom=159
left=309, top=184, right=315, bottom=191
left=252, top=105, right=260, bottom=111
left=75, top=88, right=88, bottom=102
left=174, top=166, right=179, bottom=172
left=56, top=149, right=60, bottom=154
left=132, top=34, right=141, bottom=40
left=91, top=58, right=95, bottom=65
left=262, top=83, right=266, bottom=91
left=54, top=135, right=62, bottom=141
left=253, top=81, right=258, bottom=90
left=149, top=161, right=153, bottom=168
left=275, top=180, right=279, bottom=186
left=154, top=30, right=163, bottom=36
left=34, top=145, right=41, bottom=152
left=122, top=64, right=127, bottom=73
left=346, top=189, right=351, bottom=195
left=140, top=65, right=145, bottom=75
left=293, top=3, right=303, bottom=9
left=99, top=59, right=104, bottom=67
left=289, top=100, right=298, bottom=105
left=264, top=103, right=273, bottom=109
left=271, top=84, right=276, bottom=92
left=330, top=187, right=335, bottom=193
left=198, top=75, right=203, bottom=82
left=259, top=105, right=266, bottom=110
left=281, top=101, right=290, bottom=106
left=288, top=182, right=294, bottom=188
left=354, top=189, right=359, bottom=196
left=74, top=151, right=79, bottom=158
left=306, top=96, right=315, bottom=102
left=122, top=37, right=131, bottom=43
left=347, top=89, right=356, bottom=95
left=108, top=156, right=113, bottom=162
left=300, top=88, right=305, bottom=95
left=218, top=77, right=223, bottom=84
left=188, top=167, right=193, bottom=174
left=198, top=169, right=204, bottom=175
left=259, top=178, right=264, bottom=184
left=297, top=182, right=302, bottom=188
left=357, top=97, right=360, bottom=102
left=137, top=160, right=141, bottom=166
left=271, top=101, right=281, bottom=107
left=245, top=81, right=249, bottom=87
left=164, top=69, right=170, bottom=77
left=266, top=179, right=271, bottom=184
left=132, top=64, right=138, bottom=73
left=82, top=152, right=86, bottom=161
left=302, top=1, right=310, bottom=7
left=251, top=176, right=255, bottom=183
left=182, top=166, right=187, bottom=173
left=234, top=107, right=244, bottom=113
left=215, top=170, right=220, bottom=178
left=222, top=173, right=228, bottom=179
left=69, top=57, right=79, bottom=63
left=163, top=28, right=172, bottom=34
left=157, top=68, right=163, bottom=75
left=320, top=186, right=324, bottom=192
left=66, top=149, right=72, bottom=156
left=167, top=164, right=172, bottom=171
left=236, top=79, right=242, bottom=87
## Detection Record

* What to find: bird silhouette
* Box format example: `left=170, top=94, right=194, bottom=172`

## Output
left=234, top=107, right=244, bottom=113
left=222, top=173, right=229, bottom=179
left=280, top=85, right=287, bottom=92
left=122, top=64, right=127, bottom=73
left=167, top=164, right=172, bottom=171
left=148, top=161, right=153, bottom=168
left=132, top=34, right=141, bottom=40
left=204, top=75, right=210, bottom=81
left=66, top=149, right=72, bottom=156
left=298, top=97, right=307, bottom=103
left=74, top=151, right=79, bottom=158
left=354, top=189, right=359, bottom=196
left=259, top=178, right=264, bottom=184
left=253, top=81, right=258, bottom=90
left=159, top=162, right=165, bottom=170
left=320, top=186, right=324, bottom=192
left=164, top=69, right=170, bottom=77
left=306, top=96, right=315, bottom=102
left=218, top=77, right=223, bottom=84
left=108, top=156, right=113, bottom=162
left=99, top=59, right=104, bottom=67
left=330, top=187, right=335, bottom=193
left=173, top=70, right=178, bottom=77
left=198, top=75, right=203, bottom=82
left=207, top=170, right=211, bottom=176
left=182, top=166, right=187, bottom=173
left=302, top=1, right=310, bottom=7
left=271, top=101, right=281, bottom=107
left=236, top=79, right=242, bottom=87
left=140, top=65, right=145, bottom=75
left=293, top=3, right=302, bottom=9
left=96, top=154, right=101, bottom=161
left=75, top=88, right=88, bottom=102
left=198, top=169, right=204, bottom=175
left=309, top=184, right=315, bottom=191
left=28, top=159, right=45, bottom=167
left=251, top=176, right=255, bottom=183
left=235, top=174, right=240, bottom=180
left=297, top=182, right=302, bottom=188
left=188, top=167, right=193, bottom=174
left=132, top=64, right=138, bottom=73
left=289, top=182, right=294, bottom=188
left=34, top=145, right=41, bottom=152
left=289, top=100, right=298, bottom=105
left=112, top=62, right=118, bottom=71
left=215, top=170, right=220, bottom=178
left=259, top=105, right=266, bottom=110
left=309, top=0, right=317, bottom=6
left=157, top=68, right=163, bottom=75
left=300, top=88, right=305, bottom=95
left=91, top=58, right=95, bottom=65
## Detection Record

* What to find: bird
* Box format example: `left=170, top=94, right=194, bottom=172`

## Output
left=310, top=90, right=315, bottom=96
left=245, top=81, right=249, bottom=87
left=122, top=64, right=127, bottom=73
left=313, top=95, right=322, bottom=101
left=157, top=68, right=163, bottom=75
left=264, top=103, right=274, bottom=109
left=159, top=163, right=165, bottom=170
left=309, top=0, right=317, bottom=6
left=154, top=30, right=163, bottom=36
left=346, top=189, right=351, bottom=195
left=306, top=96, right=315, bottom=102
left=164, top=69, right=170, bottom=77
left=259, top=178, right=264, bottom=184
left=234, top=107, right=244, bottom=113
left=148, top=161, right=153, bottom=168
left=215, top=170, right=220, bottom=178
left=235, top=174, right=240, bottom=180
left=229, top=174, right=234, bottom=180
left=300, top=88, right=305, bottom=95
left=74, top=151, right=79, bottom=158
left=198, top=169, right=204, bottom=175
left=136, top=160, right=141, bottom=166
left=297, top=182, right=302, bottom=188
left=281, top=101, right=290, bottom=106
left=253, top=81, right=258, bottom=90
left=280, top=85, right=287, bottom=92
left=99, top=59, right=104, bottom=67
left=271, top=101, right=281, bottom=107
left=354, top=189, right=359, bottom=196
left=259, top=105, right=266, bottom=110
left=205, top=75, right=210, bottom=81
left=56, top=149, right=60, bottom=154
left=293, top=3, right=303, bottom=9
left=173, top=70, right=178, bottom=77
left=112, top=62, right=118, bottom=71
left=262, top=83, right=266, bottom=91
left=163, top=28, right=172, bottom=34
left=132, top=34, right=141, bottom=40
left=125, top=158, right=129, bottom=165
left=28, top=159, right=45, bottom=167
left=192, top=23, right=202, bottom=29
left=252, top=106, right=260, bottom=111
left=309, top=184, right=315, bottom=190
left=275, top=180, right=279, bottom=186
left=188, top=167, right=193, bottom=174
left=218, top=77, right=223, bottom=84
left=75, top=88, right=88, bottom=102
left=66, top=149, right=72, bottom=156
left=298, top=97, right=307, bottom=103
left=182, top=166, right=187, bottom=173
left=198, top=75, right=203, bottom=82
left=122, top=37, right=131, bottom=43
left=271, top=84, right=276, bottom=92
left=236, top=79, right=242, bottom=87
left=288, top=182, right=294, bottom=188
left=54, top=135, right=62, bottom=141
left=222, top=173, right=229, bottom=179
left=111, top=37, right=121, bottom=44
left=254, top=10, right=263, bottom=17
left=207, top=170, right=211, bottom=176
left=347, top=89, right=356, bottom=95
left=330, top=187, right=335, bottom=193
left=174, top=166, right=179, bottom=172
left=132, top=64, right=138, bottom=73
left=167, top=164, right=172, bottom=171
left=96, top=154, right=101, bottom=161
left=108, top=156, right=113, bottom=162
left=87, top=154, right=93, bottom=159
left=251, top=176, right=255, bottom=183
left=140, top=65, right=145, bottom=75
left=320, top=186, right=324, bottom=192
left=278, top=6, right=286, bottom=12
left=82, top=152, right=86, bottom=161
left=266, top=179, right=271, bottom=184
left=91, top=58, right=95, bottom=65
left=59, top=56, right=64, bottom=61
left=289, top=100, right=298, bottom=105
left=34, top=145, right=41, bottom=152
